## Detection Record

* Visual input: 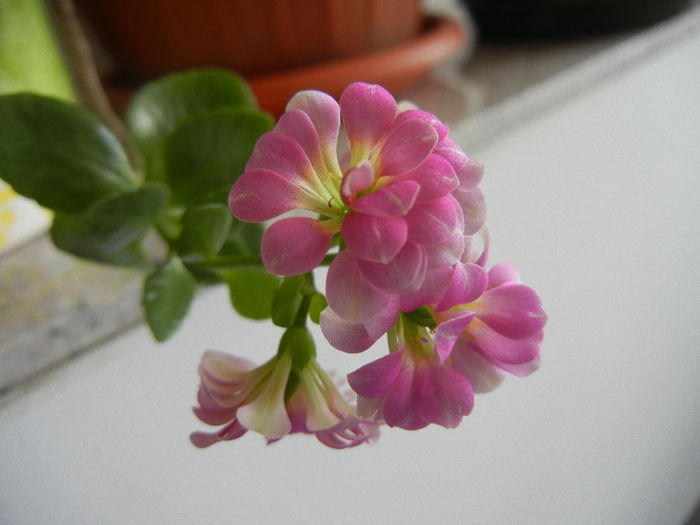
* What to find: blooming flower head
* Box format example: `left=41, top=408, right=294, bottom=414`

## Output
left=346, top=236, right=547, bottom=431
left=347, top=311, right=476, bottom=430
left=439, top=260, right=548, bottom=394
left=229, top=82, right=486, bottom=353
left=190, top=328, right=378, bottom=449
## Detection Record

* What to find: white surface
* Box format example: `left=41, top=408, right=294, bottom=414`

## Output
left=2, top=32, right=700, bottom=525
left=0, top=181, right=51, bottom=256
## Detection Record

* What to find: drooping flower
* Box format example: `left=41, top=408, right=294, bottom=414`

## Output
left=346, top=242, right=547, bottom=430
left=347, top=311, right=476, bottom=430
left=439, top=261, right=547, bottom=394
left=190, top=329, right=378, bottom=449
left=283, top=361, right=380, bottom=448
left=189, top=350, right=293, bottom=447
left=229, top=82, right=486, bottom=353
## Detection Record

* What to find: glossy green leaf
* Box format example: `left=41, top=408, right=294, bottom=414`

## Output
left=125, top=69, right=259, bottom=181
left=143, top=256, right=197, bottom=341
left=221, top=269, right=280, bottom=320
left=308, top=293, right=328, bottom=324
left=164, top=108, right=273, bottom=206
left=220, top=220, right=264, bottom=256
left=272, top=275, right=314, bottom=328
left=50, top=212, right=150, bottom=267
left=178, top=203, right=233, bottom=260
left=86, top=183, right=169, bottom=249
left=0, top=93, right=138, bottom=212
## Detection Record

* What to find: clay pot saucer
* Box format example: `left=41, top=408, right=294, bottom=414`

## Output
left=247, top=15, right=467, bottom=116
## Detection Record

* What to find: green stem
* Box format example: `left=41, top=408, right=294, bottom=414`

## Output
left=185, top=254, right=264, bottom=272
left=293, top=293, right=312, bottom=328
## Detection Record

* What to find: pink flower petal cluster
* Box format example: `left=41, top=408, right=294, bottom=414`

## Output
left=190, top=350, right=378, bottom=449
left=229, top=82, right=486, bottom=353
left=347, top=258, right=547, bottom=430
left=443, top=261, right=547, bottom=394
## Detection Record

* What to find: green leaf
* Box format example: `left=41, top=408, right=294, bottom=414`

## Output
left=164, top=108, right=273, bottom=206
left=51, top=212, right=150, bottom=267
left=308, top=293, right=328, bottom=324
left=0, top=93, right=139, bottom=212
left=220, top=220, right=263, bottom=256
left=178, top=203, right=233, bottom=260
left=125, top=69, right=259, bottom=181
left=143, top=256, right=197, bottom=341
left=221, top=269, right=280, bottom=320
left=272, top=275, right=314, bottom=328
left=86, top=183, right=169, bottom=249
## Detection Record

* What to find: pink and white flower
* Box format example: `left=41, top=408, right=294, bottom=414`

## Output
left=190, top=349, right=378, bottom=449
left=347, top=254, right=546, bottom=430
left=229, top=82, right=486, bottom=353
left=347, top=312, right=477, bottom=430
left=441, top=261, right=548, bottom=394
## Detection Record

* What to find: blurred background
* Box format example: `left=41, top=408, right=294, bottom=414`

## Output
left=1, top=1, right=699, bottom=523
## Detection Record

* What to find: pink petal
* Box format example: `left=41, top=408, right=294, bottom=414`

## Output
left=341, top=160, right=375, bottom=206
left=325, top=250, right=393, bottom=324
left=406, top=196, right=464, bottom=246
left=498, top=353, right=541, bottom=378
left=398, top=264, right=452, bottom=312
left=434, top=312, right=475, bottom=362
left=357, top=241, right=426, bottom=293
left=190, top=419, right=248, bottom=448
left=200, top=350, right=255, bottom=382
left=434, top=262, right=488, bottom=312
left=397, top=242, right=463, bottom=311
left=261, top=217, right=333, bottom=276
left=450, top=338, right=506, bottom=394
left=275, top=108, right=324, bottom=172
left=468, top=318, right=541, bottom=365
left=478, top=284, right=547, bottom=339
left=340, top=82, right=397, bottom=150
left=352, top=180, right=420, bottom=217
left=395, top=109, right=448, bottom=140
left=362, top=294, right=400, bottom=341
left=319, top=307, right=376, bottom=353
left=487, top=261, right=520, bottom=288
left=341, top=213, right=407, bottom=264
left=229, top=168, right=325, bottom=222
left=382, top=363, right=429, bottom=430
left=457, top=159, right=485, bottom=188
left=246, top=131, right=320, bottom=194
left=414, top=365, right=473, bottom=428
left=236, top=354, right=292, bottom=439
left=399, top=154, right=459, bottom=202
left=286, top=90, right=341, bottom=173
left=347, top=349, right=405, bottom=399
left=453, top=186, right=486, bottom=235
left=377, top=118, right=438, bottom=177
left=434, top=137, right=468, bottom=172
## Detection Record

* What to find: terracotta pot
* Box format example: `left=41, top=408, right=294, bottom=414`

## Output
left=75, top=0, right=423, bottom=79
left=102, top=15, right=467, bottom=118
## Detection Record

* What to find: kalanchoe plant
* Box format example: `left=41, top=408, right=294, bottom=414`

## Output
left=0, top=74, right=546, bottom=449
left=0, top=69, right=275, bottom=340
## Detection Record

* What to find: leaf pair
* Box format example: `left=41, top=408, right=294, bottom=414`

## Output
left=126, top=70, right=273, bottom=341
left=0, top=69, right=275, bottom=342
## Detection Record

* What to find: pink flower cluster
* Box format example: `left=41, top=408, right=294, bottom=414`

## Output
left=230, top=82, right=488, bottom=354
left=192, top=82, right=546, bottom=447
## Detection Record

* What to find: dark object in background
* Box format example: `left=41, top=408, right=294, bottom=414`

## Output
left=463, top=0, right=693, bottom=39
